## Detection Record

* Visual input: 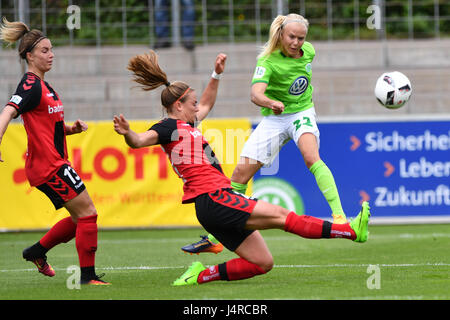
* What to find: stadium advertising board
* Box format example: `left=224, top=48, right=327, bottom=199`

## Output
left=2, top=118, right=448, bottom=230
left=253, top=119, right=450, bottom=223
left=0, top=119, right=251, bottom=230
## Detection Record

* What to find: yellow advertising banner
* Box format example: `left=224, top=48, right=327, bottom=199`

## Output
left=0, top=119, right=251, bottom=231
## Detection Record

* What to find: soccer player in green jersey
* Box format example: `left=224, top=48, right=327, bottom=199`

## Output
left=182, top=13, right=352, bottom=255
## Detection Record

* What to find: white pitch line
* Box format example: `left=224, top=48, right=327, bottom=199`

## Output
left=275, top=262, right=450, bottom=268
left=1, top=262, right=449, bottom=273
left=0, top=266, right=186, bottom=273
left=0, top=232, right=449, bottom=246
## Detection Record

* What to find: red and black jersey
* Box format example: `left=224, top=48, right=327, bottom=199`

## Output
left=6, top=72, right=70, bottom=186
left=150, top=118, right=231, bottom=203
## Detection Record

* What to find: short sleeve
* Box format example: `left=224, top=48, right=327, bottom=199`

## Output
left=149, top=118, right=179, bottom=145
left=6, top=73, right=42, bottom=118
left=302, top=41, right=316, bottom=61
left=251, top=57, right=272, bottom=84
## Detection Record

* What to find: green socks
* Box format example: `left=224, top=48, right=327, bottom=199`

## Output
left=231, top=181, right=248, bottom=195
left=309, top=160, right=345, bottom=217
left=229, top=162, right=344, bottom=217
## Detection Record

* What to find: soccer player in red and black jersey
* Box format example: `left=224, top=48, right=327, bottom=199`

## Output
left=114, top=50, right=371, bottom=286
left=0, top=18, right=109, bottom=285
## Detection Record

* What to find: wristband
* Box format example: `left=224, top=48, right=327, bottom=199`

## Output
left=211, top=70, right=221, bottom=80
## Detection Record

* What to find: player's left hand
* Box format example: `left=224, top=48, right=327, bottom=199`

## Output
left=214, top=53, right=227, bottom=75
left=113, top=114, right=130, bottom=135
left=71, top=119, right=88, bottom=134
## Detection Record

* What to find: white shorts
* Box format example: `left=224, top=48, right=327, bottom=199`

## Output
left=240, top=107, right=320, bottom=166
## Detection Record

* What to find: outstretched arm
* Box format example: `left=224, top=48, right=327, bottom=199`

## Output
left=113, top=114, right=159, bottom=148
left=0, top=106, right=18, bottom=162
left=196, top=53, right=227, bottom=122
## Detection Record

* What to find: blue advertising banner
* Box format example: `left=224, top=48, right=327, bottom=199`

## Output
left=253, top=118, right=450, bottom=224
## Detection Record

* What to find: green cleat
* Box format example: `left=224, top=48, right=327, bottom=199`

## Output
left=350, top=201, right=371, bottom=243
left=172, top=261, right=206, bottom=286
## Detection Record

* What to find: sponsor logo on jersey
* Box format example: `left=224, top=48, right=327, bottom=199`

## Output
left=48, top=104, right=64, bottom=114
left=289, top=76, right=309, bottom=95
left=189, top=129, right=202, bottom=138
left=9, top=95, right=23, bottom=105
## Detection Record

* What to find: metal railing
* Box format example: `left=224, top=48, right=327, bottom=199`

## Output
left=1, top=0, right=449, bottom=50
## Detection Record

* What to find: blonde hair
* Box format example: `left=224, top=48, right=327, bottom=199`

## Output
left=0, top=17, right=46, bottom=61
left=127, top=50, right=191, bottom=110
left=258, top=13, right=309, bottom=59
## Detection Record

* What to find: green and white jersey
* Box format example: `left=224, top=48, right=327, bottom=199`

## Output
left=251, top=41, right=315, bottom=116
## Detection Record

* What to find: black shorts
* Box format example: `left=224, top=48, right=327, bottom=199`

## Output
left=36, top=164, right=86, bottom=209
left=195, top=188, right=258, bottom=252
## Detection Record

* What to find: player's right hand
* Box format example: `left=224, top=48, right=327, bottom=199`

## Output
left=270, top=101, right=285, bottom=115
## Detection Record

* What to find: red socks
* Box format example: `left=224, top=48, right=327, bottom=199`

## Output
left=330, top=222, right=356, bottom=239
left=37, top=214, right=99, bottom=278
left=284, top=212, right=355, bottom=240
left=197, top=265, right=222, bottom=284
left=75, top=214, right=98, bottom=267
left=198, top=258, right=266, bottom=284
left=225, top=258, right=266, bottom=280
left=284, top=213, right=324, bottom=238
left=197, top=213, right=355, bottom=285
left=39, top=216, right=77, bottom=250
left=39, top=215, right=99, bottom=267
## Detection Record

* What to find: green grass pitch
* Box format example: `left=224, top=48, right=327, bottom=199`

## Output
left=0, top=224, right=449, bottom=301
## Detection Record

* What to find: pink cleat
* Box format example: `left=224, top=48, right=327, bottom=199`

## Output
left=30, top=258, right=56, bottom=277
left=23, top=245, right=55, bottom=277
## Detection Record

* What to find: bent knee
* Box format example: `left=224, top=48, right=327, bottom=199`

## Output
left=65, top=193, right=98, bottom=221
left=75, top=200, right=97, bottom=218
left=260, top=259, right=274, bottom=273
left=304, top=154, right=321, bottom=169
left=255, top=256, right=274, bottom=274
left=275, top=205, right=290, bottom=223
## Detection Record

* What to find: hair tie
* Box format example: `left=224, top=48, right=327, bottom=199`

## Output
left=281, top=18, right=308, bottom=29
left=165, top=81, right=171, bottom=87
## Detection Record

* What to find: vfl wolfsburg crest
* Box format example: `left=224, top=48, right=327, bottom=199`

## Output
left=305, top=63, right=312, bottom=73
left=289, top=76, right=309, bottom=95
left=252, top=177, right=304, bottom=214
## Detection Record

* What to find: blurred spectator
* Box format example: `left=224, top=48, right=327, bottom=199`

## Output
left=154, top=0, right=196, bottom=50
